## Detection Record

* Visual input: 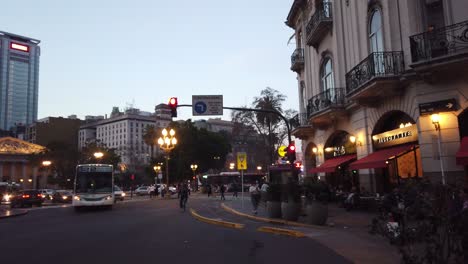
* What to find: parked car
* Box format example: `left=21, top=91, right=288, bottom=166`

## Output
left=52, top=190, right=73, bottom=203
left=10, top=190, right=44, bottom=208
left=135, top=186, right=150, bottom=196
left=114, top=186, right=126, bottom=201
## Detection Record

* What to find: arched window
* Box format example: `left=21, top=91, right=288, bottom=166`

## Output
left=320, top=58, right=334, bottom=91
left=369, top=9, right=383, bottom=53
left=320, top=57, right=335, bottom=102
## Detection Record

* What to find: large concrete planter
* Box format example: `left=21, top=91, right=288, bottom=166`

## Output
left=306, top=202, right=328, bottom=225
left=281, top=202, right=300, bottom=221
left=266, top=201, right=282, bottom=218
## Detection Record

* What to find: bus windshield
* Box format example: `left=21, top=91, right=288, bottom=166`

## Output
left=75, top=172, right=113, bottom=194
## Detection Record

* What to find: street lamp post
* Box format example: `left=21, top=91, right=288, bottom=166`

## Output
left=157, top=128, right=177, bottom=198
left=94, top=152, right=104, bottom=163
left=153, top=165, right=161, bottom=185
left=190, top=164, right=198, bottom=191
left=40, top=160, right=52, bottom=189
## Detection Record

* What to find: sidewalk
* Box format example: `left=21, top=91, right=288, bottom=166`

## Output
left=223, top=197, right=400, bottom=264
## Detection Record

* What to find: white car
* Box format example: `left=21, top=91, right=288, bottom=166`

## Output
left=135, top=186, right=150, bottom=196
left=157, top=184, right=177, bottom=194
left=114, top=186, right=126, bottom=201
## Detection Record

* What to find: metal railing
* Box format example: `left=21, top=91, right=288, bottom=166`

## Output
left=410, top=20, right=468, bottom=63
left=291, top=48, right=304, bottom=69
left=306, top=88, right=345, bottom=117
left=290, top=113, right=310, bottom=130
left=306, top=2, right=333, bottom=37
left=345, top=52, right=404, bottom=95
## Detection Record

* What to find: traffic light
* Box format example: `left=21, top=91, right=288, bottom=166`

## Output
left=168, top=97, right=178, bottom=117
left=287, top=143, right=296, bottom=163
left=130, top=174, right=135, bottom=181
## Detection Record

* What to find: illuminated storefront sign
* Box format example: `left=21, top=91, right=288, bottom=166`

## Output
left=372, top=125, right=418, bottom=149
left=10, top=42, right=29, bottom=52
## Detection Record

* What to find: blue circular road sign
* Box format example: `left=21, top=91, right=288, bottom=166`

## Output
left=194, top=101, right=207, bottom=114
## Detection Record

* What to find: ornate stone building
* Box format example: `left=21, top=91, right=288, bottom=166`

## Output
left=0, top=137, right=46, bottom=189
left=287, top=0, right=468, bottom=192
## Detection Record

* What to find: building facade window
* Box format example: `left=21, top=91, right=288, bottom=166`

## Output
left=369, top=8, right=383, bottom=53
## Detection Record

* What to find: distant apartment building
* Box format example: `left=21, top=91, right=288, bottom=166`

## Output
left=193, top=118, right=234, bottom=133
left=24, top=116, right=82, bottom=149
left=0, top=31, right=41, bottom=130
left=79, top=107, right=171, bottom=166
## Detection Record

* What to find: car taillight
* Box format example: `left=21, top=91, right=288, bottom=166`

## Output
left=38, top=194, right=43, bottom=198
left=22, top=194, right=30, bottom=198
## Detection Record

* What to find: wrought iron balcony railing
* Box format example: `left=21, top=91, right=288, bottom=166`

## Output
left=290, top=113, right=310, bottom=130
left=345, top=52, right=404, bottom=95
left=410, top=20, right=468, bottom=63
left=306, top=88, right=345, bottom=117
left=306, top=2, right=333, bottom=46
left=290, top=48, right=304, bottom=72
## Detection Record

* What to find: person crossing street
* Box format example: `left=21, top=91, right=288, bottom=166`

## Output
left=179, top=183, right=189, bottom=212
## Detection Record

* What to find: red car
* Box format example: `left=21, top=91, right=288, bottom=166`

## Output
left=10, top=190, right=44, bottom=208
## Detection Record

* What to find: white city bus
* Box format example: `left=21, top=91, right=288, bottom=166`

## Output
left=73, top=164, right=114, bottom=211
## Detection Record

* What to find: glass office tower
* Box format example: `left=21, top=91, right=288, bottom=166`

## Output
left=0, top=31, right=40, bottom=130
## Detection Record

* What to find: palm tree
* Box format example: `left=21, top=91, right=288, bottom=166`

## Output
left=253, top=87, right=286, bottom=165
left=143, top=125, right=158, bottom=160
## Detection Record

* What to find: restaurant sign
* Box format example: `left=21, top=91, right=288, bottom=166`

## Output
left=372, top=125, right=418, bottom=149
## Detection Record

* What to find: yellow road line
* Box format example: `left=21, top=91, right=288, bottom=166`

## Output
left=190, top=208, right=244, bottom=229
left=220, top=203, right=326, bottom=229
left=257, top=226, right=305, bottom=238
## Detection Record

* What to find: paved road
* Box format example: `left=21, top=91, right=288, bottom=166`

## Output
left=0, top=196, right=351, bottom=264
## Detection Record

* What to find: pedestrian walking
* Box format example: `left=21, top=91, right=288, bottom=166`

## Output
left=179, top=184, right=189, bottom=212
left=249, top=182, right=261, bottom=214
left=232, top=182, right=238, bottom=198
left=207, top=184, right=212, bottom=197
left=220, top=184, right=226, bottom=200
left=149, top=185, right=155, bottom=198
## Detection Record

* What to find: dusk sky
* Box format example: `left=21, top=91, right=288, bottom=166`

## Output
left=1, top=0, right=298, bottom=121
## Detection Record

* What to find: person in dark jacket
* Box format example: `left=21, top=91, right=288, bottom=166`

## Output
left=179, top=184, right=189, bottom=212
left=220, top=184, right=226, bottom=200
left=207, top=184, right=212, bottom=197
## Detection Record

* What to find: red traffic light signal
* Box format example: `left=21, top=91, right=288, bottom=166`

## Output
left=130, top=174, right=135, bottom=181
left=192, top=176, right=196, bottom=180
left=168, top=97, right=178, bottom=117
left=287, top=143, right=296, bottom=163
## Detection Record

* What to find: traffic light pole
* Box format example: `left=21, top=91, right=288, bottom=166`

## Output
left=177, top=105, right=292, bottom=146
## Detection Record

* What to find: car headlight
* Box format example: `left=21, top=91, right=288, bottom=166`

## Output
left=4, top=194, right=11, bottom=202
left=73, top=195, right=81, bottom=201
left=121, top=192, right=126, bottom=197
left=62, top=196, right=68, bottom=200
left=105, top=196, right=112, bottom=200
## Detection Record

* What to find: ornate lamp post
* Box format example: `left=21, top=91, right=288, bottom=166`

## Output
left=157, top=128, right=177, bottom=197
left=190, top=164, right=198, bottom=191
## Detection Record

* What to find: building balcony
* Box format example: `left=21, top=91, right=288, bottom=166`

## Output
left=409, top=20, right=468, bottom=77
left=290, top=113, right=314, bottom=139
left=290, top=48, right=304, bottom=73
left=306, top=88, right=346, bottom=128
left=306, top=2, right=333, bottom=48
left=345, top=52, right=404, bottom=106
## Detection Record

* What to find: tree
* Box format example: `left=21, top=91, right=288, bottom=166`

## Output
left=79, top=141, right=121, bottom=168
left=231, top=87, right=295, bottom=165
left=143, top=125, right=159, bottom=160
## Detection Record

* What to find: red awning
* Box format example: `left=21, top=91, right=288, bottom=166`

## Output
left=349, top=144, right=415, bottom=170
left=310, top=154, right=356, bottom=173
left=456, top=137, right=468, bottom=166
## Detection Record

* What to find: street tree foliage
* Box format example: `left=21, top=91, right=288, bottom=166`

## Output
left=29, top=141, right=79, bottom=188
left=143, top=125, right=159, bottom=160
left=231, top=87, right=296, bottom=164
left=145, top=121, right=231, bottom=184
left=78, top=141, right=121, bottom=168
